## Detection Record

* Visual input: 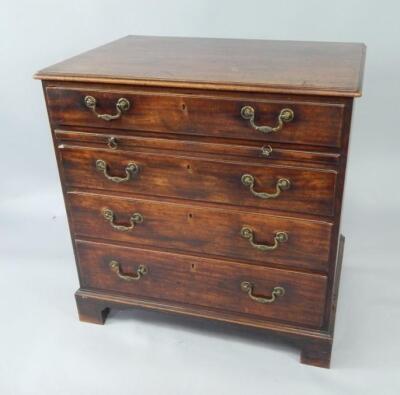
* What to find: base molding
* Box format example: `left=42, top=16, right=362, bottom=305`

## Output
left=75, top=293, right=110, bottom=324
left=75, top=235, right=345, bottom=368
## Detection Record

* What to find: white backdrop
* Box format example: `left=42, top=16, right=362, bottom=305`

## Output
left=1, top=1, right=399, bottom=394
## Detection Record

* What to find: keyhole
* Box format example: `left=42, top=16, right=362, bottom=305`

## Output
left=188, top=213, right=193, bottom=219
left=181, top=103, right=186, bottom=111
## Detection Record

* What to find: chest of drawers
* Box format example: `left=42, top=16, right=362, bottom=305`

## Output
left=36, top=36, right=365, bottom=368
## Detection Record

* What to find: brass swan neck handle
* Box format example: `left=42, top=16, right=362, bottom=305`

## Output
left=96, top=159, right=139, bottom=183
left=84, top=95, right=130, bottom=121
left=241, top=174, right=291, bottom=199
left=241, top=106, right=294, bottom=134
left=109, top=260, right=147, bottom=281
left=102, top=208, right=143, bottom=232
left=241, top=281, right=285, bottom=304
left=240, top=226, right=288, bottom=251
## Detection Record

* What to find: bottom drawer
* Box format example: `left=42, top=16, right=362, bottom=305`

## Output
left=75, top=240, right=328, bottom=328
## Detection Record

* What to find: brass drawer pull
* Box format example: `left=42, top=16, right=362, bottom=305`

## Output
left=241, top=174, right=290, bottom=199
left=107, top=136, right=118, bottom=149
left=261, top=145, right=273, bottom=157
left=96, top=159, right=139, bottom=183
left=240, top=226, right=288, bottom=251
left=241, top=281, right=285, bottom=304
left=102, top=208, right=143, bottom=232
left=241, top=106, right=294, bottom=134
left=109, top=260, right=147, bottom=281
left=84, top=95, right=130, bottom=121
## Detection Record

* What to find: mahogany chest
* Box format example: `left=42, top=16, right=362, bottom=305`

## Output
left=36, top=36, right=365, bottom=368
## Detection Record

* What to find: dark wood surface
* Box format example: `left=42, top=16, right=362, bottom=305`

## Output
left=67, top=191, right=333, bottom=272
left=76, top=239, right=327, bottom=328
left=55, top=129, right=341, bottom=167
left=38, top=36, right=365, bottom=368
left=35, top=36, right=366, bottom=97
left=75, top=235, right=345, bottom=369
left=59, top=145, right=337, bottom=216
left=47, top=86, right=346, bottom=147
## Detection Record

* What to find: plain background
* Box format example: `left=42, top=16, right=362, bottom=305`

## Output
left=1, top=0, right=400, bottom=394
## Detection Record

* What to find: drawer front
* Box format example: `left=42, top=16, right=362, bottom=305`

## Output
left=68, top=192, right=333, bottom=272
left=60, top=146, right=337, bottom=217
left=76, top=239, right=328, bottom=328
left=47, top=87, right=345, bottom=147
left=55, top=130, right=341, bottom=167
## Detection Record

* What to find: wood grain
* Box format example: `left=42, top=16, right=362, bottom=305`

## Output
left=74, top=235, right=345, bottom=368
left=76, top=239, right=327, bottom=328
left=46, top=86, right=346, bottom=147
left=35, top=36, right=366, bottom=97
left=37, top=36, right=365, bottom=368
left=55, top=129, right=341, bottom=167
left=67, top=191, right=333, bottom=272
left=59, top=145, right=337, bottom=217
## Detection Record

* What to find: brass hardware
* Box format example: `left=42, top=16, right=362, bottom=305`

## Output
left=241, top=106, right=294, bottom=134
left=109, top=260, right=147, bottom=281
left=102, top=208, right=143, bottom=232
left=240, top=226, right=288, bottom=251
left=240, top=281, right=285, bottom=304
left=84, top=95, right=130, bottom=121
left=96, top=159, right=139, bottom=183
left=241, top=174, right=290, bottom=199
left=261, top=145, right=273, bottom=157
left=107, top=136, right=118, bottom=149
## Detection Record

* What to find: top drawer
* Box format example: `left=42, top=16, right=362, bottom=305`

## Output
left=46, top=87, right=346, bottom=148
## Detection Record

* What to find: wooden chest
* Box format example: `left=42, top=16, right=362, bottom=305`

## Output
left=35, top=36, right=365, bottom=368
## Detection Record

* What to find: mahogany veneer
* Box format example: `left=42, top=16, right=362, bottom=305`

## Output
left=36, top=35, right=365, bottom=368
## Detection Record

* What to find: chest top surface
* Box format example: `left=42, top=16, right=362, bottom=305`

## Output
left=35, top=35, right=365, bottom=97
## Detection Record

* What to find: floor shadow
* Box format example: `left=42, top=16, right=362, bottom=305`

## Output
left=107, top=306, right=299, bottom=359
